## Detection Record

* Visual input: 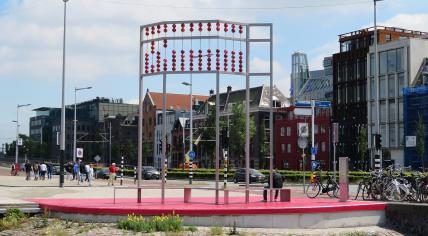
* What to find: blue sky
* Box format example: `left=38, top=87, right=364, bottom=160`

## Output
left=1, top=0, right=428, bottom=144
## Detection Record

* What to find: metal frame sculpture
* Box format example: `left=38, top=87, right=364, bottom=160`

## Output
left=138, top=20, right=273, bottom=204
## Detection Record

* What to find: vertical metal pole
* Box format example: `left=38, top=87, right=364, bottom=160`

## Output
left=311, top=100, right=315, bottom=161
left=215, top=72, right=220, bottom=204
left=73, top=88, right=77, bottom=163
left=374, top=0, right=382, bottom=165
left=269, top=24, right=274, bottom=202
left=303, top=148, right=305, bottom=193
left=15, top=106, right=18, bottom=164
left=120, top=156, right=124, bottom=186
left=183, top=120, right=185, bottom=171
left=137, top=28, right=143, bottom=203
left=59, top=0, right=68, bottom=188
left=245, top=25, right=250, bottom=203
left=189, top=73, right=193, bottom=184
left=161, top=72, right=167, bottom=204
left=333, top=142, right=337, bottom=178
left=109, top=122, right=112, bottom=164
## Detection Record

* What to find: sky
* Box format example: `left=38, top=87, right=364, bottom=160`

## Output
left=1, top=0, right=428, bottom=145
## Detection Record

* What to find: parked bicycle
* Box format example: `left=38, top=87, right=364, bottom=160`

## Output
left=306, top=168, right=339, bottom=198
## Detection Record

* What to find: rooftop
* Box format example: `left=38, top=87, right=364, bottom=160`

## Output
left=339, top=26, right=427, bottom=41
left=148, top=92, right=209, bottom=111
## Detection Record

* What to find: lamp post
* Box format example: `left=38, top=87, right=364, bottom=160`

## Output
left=59, top=0, right=69, bottom=188
left=374, top=0, right=383, bottom=166
left=182, top=80, right=193, bottom=184
left=15, top=104, right=31, bottom=164
left=73, top=86, right=92, bottom=163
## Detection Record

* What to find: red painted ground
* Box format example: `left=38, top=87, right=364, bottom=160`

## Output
left=29, top=197, right=386, bottom=216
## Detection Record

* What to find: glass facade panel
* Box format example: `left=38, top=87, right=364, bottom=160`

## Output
left=380, top=75, right=386, bottom=99
left=388, top=74, right=395, bottom=98
left=399, top=124, right=404, bottom=146
left=398, top=73, right=405, bottom=96
left=389, top=100, right=396, bottom=122
left=380, top=124, right=387, bottom=146
left=370, top=77, right=375, bottom=99
left=370, top=53, right=374, bottom=76
left=389, top=125, right=396, bottom=147
left=371, top=102, right=376, bottom=123
left=380, top=101, right=386, bottom=123
left=380, top=51, right=387, bottom=75
left=398, top=99, right=403, bottom=122
left=396, top=48, right=404, bottom=72
left=387, top=50, right=396, bottom=73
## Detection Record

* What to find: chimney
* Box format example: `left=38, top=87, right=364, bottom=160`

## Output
left=209, top=89, right=214, bottom=96
left=227, top=86, right=232, bottom=93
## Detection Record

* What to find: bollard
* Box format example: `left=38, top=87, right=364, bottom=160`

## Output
left=339, top=157, right=349, bottom=202
left=133, top=166, right=137, bottom=184
left=223, top=149, right=228, bottom=189
left=164, top=158, right=168, bottom=183
left=189, top=160, right=193, bottom=184
left=120, top=156, right=124, bottom=186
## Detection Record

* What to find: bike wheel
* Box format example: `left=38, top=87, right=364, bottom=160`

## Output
left=362, top=184, right=372, bottom=200
left=306, top=182, right=321, bottom=198
left=327, top=181, right=339, bottom=198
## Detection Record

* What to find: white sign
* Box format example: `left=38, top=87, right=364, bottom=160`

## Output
left=406, top=136, right=417, bottom=147
left=298, top=123, right=309, bottom=137
left=294, top=108, right=311, bottom=116
left=94, top=155, right=101, bottom=162
left=76, top=148, right=84, bottom=158
left=17, top=138, right=23, bottom=146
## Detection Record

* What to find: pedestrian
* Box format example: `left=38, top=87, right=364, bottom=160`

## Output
left=10, top=163, right=16, bottom=176
left=39, top=162, right=47, bottom=180
left=79, top=160, right=86, bottom=183
left=263, top=170, right=284, bottom=202
left=24, top=161, right=32, bottom=181
left=73, top=162, right=80, bottom=185
left=33, top=162, right=40, bottom=181
left=108, top=163, right=117, bottom=186
left=47, top=162, right=53, bottom=180
left=84, top=163, right=90, bottom=182
left=65, top=162, right=72, bottom=181
left=88, top=164, right=94, bottom=187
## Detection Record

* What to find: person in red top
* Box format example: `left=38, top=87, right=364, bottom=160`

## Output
left=108, top=163, right=118, bottom=186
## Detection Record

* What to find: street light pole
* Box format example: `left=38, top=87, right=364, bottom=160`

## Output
left=15, top=104, right=31, bottom=164
left=59, top=0, right=69, bottom=188
left=374, top=0, right=383, bottom=166
left=73, top=86, right=92, bottom=163
left=182, top=80, right=193, bottom=184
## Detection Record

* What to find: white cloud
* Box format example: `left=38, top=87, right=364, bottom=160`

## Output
left=308, top=41, right=337, bottom=70
left=250, top=57, right=290, bottom=97
left=379, top=13, right=428, bottom=32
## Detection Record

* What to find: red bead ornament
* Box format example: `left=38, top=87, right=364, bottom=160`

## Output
left=172, top=24, right=177, bottom=32
left=198, top=22, right=203, bottom=32
left=157, top=25, right=161, bottom=34
left=163, top=58, right=168, bottom=71
left=239, top=25, right=243, bottom=34
left=224, top=23, right=228, bottom=32
left=163, top=39, right=168, bottom=48
left=224, top=49, right=228, bottom=71
left=145, top=27, right=150, bottom=36
left=150, top=64, right=155, bottom=73
left=231, top=24, right=236, bottom=33
left=189, top=49, right=194, bottom=71
left=207, top=22, right=212, bottom=32
left=151, top=26, right=155, bottom=35
left=216, top=21, right=220, bottom=31
left=150, top=41, right=155, bottom=54
left=172, top=50, right=177, bottom=71
left=181, top=23, right=185, bottom=33
left=231, top=51, right=236, bottom=72
left=181, top=49, right=185, bottom=71
left=207, top=49, right=212, bottom=71
left=163, top=24, right=168, bottom=33
left=238, top=51, right=243, bottom=72
left=198, top=49, right=203, bottom=71
left=216, top=49, right=220, bottom=71
left=190, top=22, right=194, bottom=32
left=144, top=53, right=149, bottom=73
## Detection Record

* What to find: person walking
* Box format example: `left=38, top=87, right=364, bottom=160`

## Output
left=24, top=161, right=32, bottom=181
left=88, top=164, right=94, bottom=187
left=73, top=162, right=80, bottom=185
left=39, top=162, right=47, bottom=180
left=47, top=162, right=53, bottom=180
left=10, top=163, right=16, bottom=176
left=263, top=171, right=284, bottom=202
left=84, top=163, right=90, bottom=182
left=33, top=162, right=40, bottom=181
left=108, top=163, right=117, bottom=186
left=65, top=162, right=72, bottom=181
left=79, top=160, right=85, bottom=183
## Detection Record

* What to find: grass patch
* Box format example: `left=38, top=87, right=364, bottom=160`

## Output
left=209, top=226, right=224, bottom=235
left=186, top=225, right=198, bottom=232
left=342, top=232, right=379, bottom=236
left=117, top=213, right=183, bottom=233
left=0, top=208, right=27, bottom=231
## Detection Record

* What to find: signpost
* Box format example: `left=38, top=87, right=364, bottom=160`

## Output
left=405, top=136, right=416, bottom=147
left=188, top=150, right=195, bottom=185
left=298, top=137, right=308, bottom=193
left=94, top=155, right=101, bottom=163
left=332, top=123, right=339, bottom=179
left=76, top=148, right=83, bottom=158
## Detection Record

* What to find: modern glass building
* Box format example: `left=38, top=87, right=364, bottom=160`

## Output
left=296, top=57, right=333, bottom=101
left=291, top=52, right=310, bottom=98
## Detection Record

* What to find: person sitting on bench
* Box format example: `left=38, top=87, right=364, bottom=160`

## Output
left=263, top=170, right=283, bottom=202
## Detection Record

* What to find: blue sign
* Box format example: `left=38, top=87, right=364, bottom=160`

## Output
left=189, top=151, right=196, bottom=160
left=295, top=100, right=331, bottom=108
left=311, top=161, right=318, bottom=171
left=311, top=147, right=318, bottom=155
left=315, top=101, right=331, bottom=108
left=295, top=100, right=311, bottom=107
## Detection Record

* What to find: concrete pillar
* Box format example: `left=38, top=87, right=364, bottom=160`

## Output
left=339, top=157, right=349, bottom=202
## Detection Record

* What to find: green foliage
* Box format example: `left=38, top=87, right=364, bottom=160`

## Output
left=186, top=225, right=197, bottom=232
left=117, top=214, right=183, bottom=233
left=259, top=120, right=269, bottom=168
left=229, top=104, right=255, bottom=166
left=416, top=112, right=425, bottom=169
left=0, top=208, right=26, bottom=231
left=209, top=226, right=224, bottom=236
left=343, top=232, right=379, bottom=236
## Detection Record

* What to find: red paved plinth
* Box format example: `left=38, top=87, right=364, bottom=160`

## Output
left=29, top=197, right=386, bottom=216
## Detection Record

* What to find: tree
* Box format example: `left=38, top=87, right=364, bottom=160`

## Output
left=142, top=141, right=152, bottom=165
left=229, top=103, right=255, bottom=167
left=357, top=127, right=368, bottom=170
left=416, top=112, right=425, bottom=169
left=200, top=105, right=225, bottom=167
left=121, top=140, right=136, bottom=164
left=259, top=119, right=269, bottom=168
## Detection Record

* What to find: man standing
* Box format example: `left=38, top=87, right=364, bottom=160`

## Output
left=39, top=162, right=47, bottom=180
left=24, top=161, right=32, bottom=181
left=73, top=162, right=79, bottom=181
left=79, top=160, right=85, bottom=183
left=263, top=171, right=284, bottom=202
left=33, top=162, right=39, bottom=181
left=108, top=163, right=117, bottom=186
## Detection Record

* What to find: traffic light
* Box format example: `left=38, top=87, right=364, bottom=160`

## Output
left=375, top=134, right=382, bottom=150
left=159, top=139, right=163, bottom=153
left=221, top=128, right=229, bottom=148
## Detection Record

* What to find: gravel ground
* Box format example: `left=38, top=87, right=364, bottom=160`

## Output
left=0, top=216, right=403, bottom=236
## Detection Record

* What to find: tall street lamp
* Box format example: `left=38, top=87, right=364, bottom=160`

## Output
left=73, top=86, right=92, bottom=163
left=182, top=80, right=193, bottom=184
left=374, top=0, right=383, bottom=165
left=15, top=104, right=31, bottom=164
left=59, top=0, right=69, bottom=188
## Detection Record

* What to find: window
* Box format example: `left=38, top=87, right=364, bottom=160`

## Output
left=370, top=53, right=374, bottom=76
left=388, top=74, right=395, bottom=97
left=380, top=124, right=387, bottom=146
left=280, top=127, right=285, bottom=137
left=380, top=75, right=386, bottom=99
left=389, top=125, right=396, bottom=147
left=385, top=34, right=392, bottom=42
left=321, top=142, right=326, bottom=152
left=281, top=144, right=285, bottom=153
left=389, top=100, right=396, bottom=122
left=287, top=144, right=291, bottom=153
left=399, top=124, right=404, bottom=146
left=371, top=102, right=376, bottom=123
left=398, top=73, right=405, bottom=96
left=396, top=48, right=404, bottom=71
left=380, top=51, right=387, bottom=75
left=387, top=50, right=396, bottom=73
left=283, top=161, right=289, bottom=169
left=370, top=77, right=375, bottom=100
left=286, top=127, right=291, bottom=136
left=314, top=124, right=318, bottom=134
left=380, top=101, right=386, bottom=123
left=320, top=124, right=326, bottom=134
left=398, top=99, right=403, bottom=122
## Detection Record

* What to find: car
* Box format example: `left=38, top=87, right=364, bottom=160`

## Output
left=142, top=166, right=160, bottom=180
left=233, top=168, right=265, bottom=184
left=95, top=168, right=117, bottom=180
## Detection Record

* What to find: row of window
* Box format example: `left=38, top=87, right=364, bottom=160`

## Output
left=369, top=73, right=405, bottom=100
left=279, top=124, right=327, bottom=137
left=370, top=99, right=403, bottom=124
left=369, top=123, right=404, bottom=147
left=280, top=142, right=327, bottom=154
left=370, top=48, right=405, bottom=76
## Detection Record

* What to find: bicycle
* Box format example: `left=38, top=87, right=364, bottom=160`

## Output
left=306, top=169, right=339, bottom=198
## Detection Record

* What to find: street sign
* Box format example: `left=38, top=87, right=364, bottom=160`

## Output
left=298, top=123, right=309, bottom=137
left=311, top=147, right=317, bottom=155
left=294, top=108, right=311, bottom=116
left=332, top=123, right=339, bottom=143
left=311, top=161, right=318, bottom=171
left=405, top=136, right=416, bottom=147
left=315, top=101, right=331, bottom=108
left=298, top=137, right=308, bottom=149
left=189, top=150, right=196, bottom=160
left=295, top=100, right=311, bottom=107
left=17, top=138, right=23, bottom=146
left=76, top=148, right=84, bottom=158
left=94, top=155, right=101, bottom=162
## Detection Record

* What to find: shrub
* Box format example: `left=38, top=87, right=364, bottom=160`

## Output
left=117, top=214, right=183, bottom=233
left=0, top=208, right=27, bottom=231
left=210, top=226, right=224, bottom=235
